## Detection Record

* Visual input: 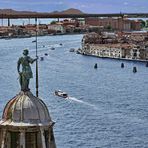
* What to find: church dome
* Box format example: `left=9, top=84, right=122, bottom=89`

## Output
left=1, top=91, right=52, bottom=126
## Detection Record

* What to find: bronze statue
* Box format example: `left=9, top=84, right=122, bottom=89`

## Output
left=17, top=49, right=37, bottom=91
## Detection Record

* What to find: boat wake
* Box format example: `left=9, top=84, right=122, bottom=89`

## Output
left=68, top=97, right=98, bottom=110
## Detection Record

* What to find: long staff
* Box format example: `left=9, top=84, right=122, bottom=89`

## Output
left=35, top=18, right=39, bottom=97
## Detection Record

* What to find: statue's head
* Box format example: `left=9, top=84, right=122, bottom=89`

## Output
left=23, top=49, right=29, bottom=56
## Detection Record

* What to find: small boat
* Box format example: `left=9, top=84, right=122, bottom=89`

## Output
left=69, top=48, right=75, bottom=52
left=32, top=40, right=36, bottom=43
left=59, top=43, right=63, bottom=46
left=45, top=53, right=48, bottom=56
left=55, top=90, right=68, bottom=98
left=51, top=47, right=55, bottom=50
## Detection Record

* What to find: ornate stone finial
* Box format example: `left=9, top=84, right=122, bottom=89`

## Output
left=17, top=49, right=37, bottom=91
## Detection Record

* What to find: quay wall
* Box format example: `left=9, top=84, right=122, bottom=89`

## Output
left=80, top=44, right=148, bottom=62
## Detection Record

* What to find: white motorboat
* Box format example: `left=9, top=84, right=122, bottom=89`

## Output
left=55, top=90, right=68, bottom=98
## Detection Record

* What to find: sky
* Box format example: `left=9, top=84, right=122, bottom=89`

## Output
left=0, top=0, right=148, bottom=13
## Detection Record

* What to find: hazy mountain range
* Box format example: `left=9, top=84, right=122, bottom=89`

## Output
left=0, top=8, right=84, bottom=14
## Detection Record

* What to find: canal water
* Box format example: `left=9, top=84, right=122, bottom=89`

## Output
left=0, top=34, right=148, bottom=148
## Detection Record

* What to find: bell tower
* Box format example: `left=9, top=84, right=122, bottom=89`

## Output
left=0, top=91, right=56, bottom=148
left=0, top=50, right=56, bottom=148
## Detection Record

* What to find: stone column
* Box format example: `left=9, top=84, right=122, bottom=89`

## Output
left=20, top=130, right=25, bottom=148
left=137, top=49, right=140, bottom=59
left=40, top=127, right=46, bottom=148
left=1, top=128, right=6, bottom=148
left=130, top=49, right=133, bottom=59
left=109, top=47, right=111, bottom=57
left=48, top=127, right=56, bottom=148
left=7, top=132, right=11, bottom=148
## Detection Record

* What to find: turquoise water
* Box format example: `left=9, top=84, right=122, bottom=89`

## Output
left=0, top=34, right=148, bottom=148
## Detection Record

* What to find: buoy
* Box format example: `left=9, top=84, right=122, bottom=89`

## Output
left=121, top=63, right=124, bottom=68
left=146, top=62, right=148, bottom=67
left=94, top=63, right=98, bottom=69
left=133, top=67, right=137, bottom=73
left=40, top=57, right=44, bottom=61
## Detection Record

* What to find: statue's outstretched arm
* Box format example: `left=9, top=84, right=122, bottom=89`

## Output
left=29, top=57, right=38, bottom=64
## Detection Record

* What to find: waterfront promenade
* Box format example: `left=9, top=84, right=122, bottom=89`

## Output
left=0, top=34, right=148, bottom=147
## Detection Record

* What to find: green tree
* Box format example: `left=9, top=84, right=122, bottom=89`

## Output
left=50, top=21, right=57, bottom=25
left=140, top=20, right=146, bottom=28
left=106, top=25, right=112, bottom=30
left=146, top=20, right=148, bottom=27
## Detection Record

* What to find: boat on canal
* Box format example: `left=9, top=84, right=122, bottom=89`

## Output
left=55, top=90, right=68, bottom=98
left=32, top=40, right=36, bottom=43
left=69, top=48, right=75, bottom=52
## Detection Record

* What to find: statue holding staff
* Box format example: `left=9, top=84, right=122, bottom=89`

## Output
left=17, top=49, right=37, bottom=91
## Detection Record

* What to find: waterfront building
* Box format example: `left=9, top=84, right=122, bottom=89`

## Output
left=48, top=23, right=66, bottom=34
left=62, top=19, right=79, bottom=27
left=85, top=17, right=141, bottom=31
left=82, top=43, right=145, bottom=60
left=82, top=44, right=122, bottom=58
left=81, top=32, right=148, bottom=61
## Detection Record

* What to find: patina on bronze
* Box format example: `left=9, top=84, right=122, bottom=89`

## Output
left=17, top=49, right=37, bottom=91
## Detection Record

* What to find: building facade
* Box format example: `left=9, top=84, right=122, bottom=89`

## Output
left=85, top=17, right=141, bottom=31
left=48, top=23, right=66, bottom=34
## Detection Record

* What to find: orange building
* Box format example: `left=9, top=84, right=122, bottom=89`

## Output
left=85, top=17, right=141, bottom=31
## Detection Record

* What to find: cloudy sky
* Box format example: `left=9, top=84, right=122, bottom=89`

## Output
left=0, top=0, right=148, bottom=13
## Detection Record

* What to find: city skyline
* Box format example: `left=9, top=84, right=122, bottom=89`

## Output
left=0, top=0, right=148, bottom=13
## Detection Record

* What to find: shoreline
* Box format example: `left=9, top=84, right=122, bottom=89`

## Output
left=79, top=52, right=148, bottom=63
left=0, top=32, right=85, bottom=40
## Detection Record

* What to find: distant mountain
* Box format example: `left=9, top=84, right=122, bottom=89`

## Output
left=0, top=8, right=84, bottom=15
left=0, top=9, right=37, bottom=14
left=50, top=8, right=84, bottom=14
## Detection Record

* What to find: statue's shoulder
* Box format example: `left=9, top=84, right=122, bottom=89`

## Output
left=18, top=56, right=23, bottom=62
left=26, top=56, right=31, bottom=59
